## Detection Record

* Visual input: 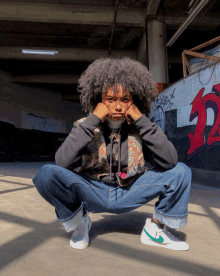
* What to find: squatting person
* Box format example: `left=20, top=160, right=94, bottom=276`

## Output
left=32, top=57, right=192, bottom=251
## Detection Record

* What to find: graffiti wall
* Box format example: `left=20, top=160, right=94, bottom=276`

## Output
left=149, top=62, right=220, bottom=172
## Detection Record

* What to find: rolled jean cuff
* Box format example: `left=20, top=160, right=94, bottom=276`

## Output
left=56, top=203, right=83, bottom=233
left=153, top=207, right=188, bottom=229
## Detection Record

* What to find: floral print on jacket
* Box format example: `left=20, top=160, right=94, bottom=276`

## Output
left=74, top=117, right=147, bottom=187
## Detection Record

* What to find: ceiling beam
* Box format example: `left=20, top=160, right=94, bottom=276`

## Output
left=0, top=33, right=110, bottom=48
left=164, top=14, right=220, bottom=30
left=0, top=47, right=136, bottom=61
left=11, top=74, right=80, bottom=84
left=0, top=3, right=217, bottom=31
left=0, top=3, right=145, bottom=27
left=145, top=0, right=162, bottom=17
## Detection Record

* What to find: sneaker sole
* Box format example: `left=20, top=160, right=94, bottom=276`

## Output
left=70, top=219, right=92, bottom=250
left=70, top=240, right=89, bottom=250
left=141, top=231, right=189, bottom=251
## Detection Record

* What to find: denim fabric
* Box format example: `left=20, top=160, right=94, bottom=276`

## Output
left=32, top=162, right=192, bottom=230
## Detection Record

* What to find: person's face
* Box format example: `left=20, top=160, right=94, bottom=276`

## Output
left=102, top=85, right=133, bottom=122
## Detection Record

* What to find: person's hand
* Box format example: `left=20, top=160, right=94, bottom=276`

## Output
left=125, top=104, right=142, bottom=124
left=93, top=103, right=110, bottom=121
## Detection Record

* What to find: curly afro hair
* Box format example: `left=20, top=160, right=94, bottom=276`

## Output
left=77, top=57, right=158, bottom=117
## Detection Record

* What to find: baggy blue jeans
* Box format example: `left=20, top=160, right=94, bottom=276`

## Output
left=32, top=162, right=192, bottom=232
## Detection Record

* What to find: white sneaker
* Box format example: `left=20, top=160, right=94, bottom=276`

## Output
left=141, top=218, right=189, bottom=251
left=70, top=212, right=92, bottom=249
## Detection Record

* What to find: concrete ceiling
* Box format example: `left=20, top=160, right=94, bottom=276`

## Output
left=0, top=0, right=220, bottom=97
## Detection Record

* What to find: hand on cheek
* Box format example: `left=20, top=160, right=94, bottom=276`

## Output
left=125, top=104, right=142, bottom=123
left=93, top=102, right=110, bottom=120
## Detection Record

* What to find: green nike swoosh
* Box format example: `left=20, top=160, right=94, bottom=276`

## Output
left=144, top=228, right=164, bottom=243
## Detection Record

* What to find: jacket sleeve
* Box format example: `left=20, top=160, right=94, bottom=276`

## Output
left=133, top=114, right=178, bottom=170
left=55, top=113, right=101, bottom=169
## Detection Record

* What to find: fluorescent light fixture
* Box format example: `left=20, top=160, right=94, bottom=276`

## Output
left=22, top=49, right=59, bottom=55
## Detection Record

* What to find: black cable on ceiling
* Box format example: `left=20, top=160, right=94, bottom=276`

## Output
left=108, top=0, right=120, bottom=57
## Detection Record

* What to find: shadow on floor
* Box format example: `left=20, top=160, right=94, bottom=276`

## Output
left=71, top=211, right=188, bottom=242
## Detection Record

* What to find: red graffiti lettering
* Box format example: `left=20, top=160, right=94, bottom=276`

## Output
left=187, top=84, right=220, bottom=158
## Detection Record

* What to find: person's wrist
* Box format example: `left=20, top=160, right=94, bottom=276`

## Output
left=93, top=111, right=105, bottom=120
left=132, top=112, right=142, bottom=121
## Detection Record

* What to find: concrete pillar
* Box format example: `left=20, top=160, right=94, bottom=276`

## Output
left=136, top=31, right=148, bottom=67
left=147, top=20, right=168, bottom=93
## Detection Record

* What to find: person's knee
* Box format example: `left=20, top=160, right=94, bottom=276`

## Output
left=175, top=162, right=192, bottom=188
left=176, top=162, right=191, bottom=176
left=32, top=164, right=56, bottom=192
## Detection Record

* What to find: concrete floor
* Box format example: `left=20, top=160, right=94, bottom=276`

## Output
left=0, top=162, right=220, bottom=276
